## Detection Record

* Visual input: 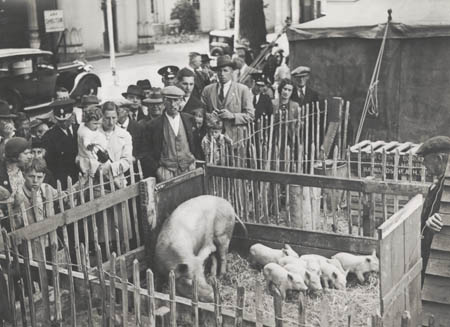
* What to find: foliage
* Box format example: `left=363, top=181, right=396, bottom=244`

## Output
left=170, top=0, right=198, bottom=33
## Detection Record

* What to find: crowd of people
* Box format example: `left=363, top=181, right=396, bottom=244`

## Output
left=0, top=47, right=321, bottom=228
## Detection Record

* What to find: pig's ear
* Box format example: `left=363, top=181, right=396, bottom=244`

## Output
left=344, top=269, right=349, bottom=277
left=332, top=272, right=337, bottom=279
left=305, top=271, right=311, bottom=281
left=282, top=249, right=289, bottom=256
left=366, top=257, right=372, bottom=263
left=176, top=264, right=189, bottom=275
left=284, top=244, right=292, bottom=250
left=287, top=273, right=294, bottom=282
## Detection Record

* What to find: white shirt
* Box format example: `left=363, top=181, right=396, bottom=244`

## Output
left=218, top=80, right=232, bottom=99
left=253, top=93, right=260, bottom=103
left=165, top=112, right=181, bottom=136
left=298, top=86, right=306, bottom=97
left=119, top=117, right=130, bottom=130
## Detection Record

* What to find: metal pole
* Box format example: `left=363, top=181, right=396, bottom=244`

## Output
left=106, top=0, right=118, bottom=85
left=234, top=0, right=241, bottom=46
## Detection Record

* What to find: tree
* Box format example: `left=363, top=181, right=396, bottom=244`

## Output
left=239, top=0, right=267, bottom=56
left=170, top=0, right=198, bottom=33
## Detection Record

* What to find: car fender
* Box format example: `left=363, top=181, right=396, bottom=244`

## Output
left=70, top=72, right=102, bottom=95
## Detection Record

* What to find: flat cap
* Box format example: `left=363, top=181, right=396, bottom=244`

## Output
left=30, top=119, right=45, bottom=130
left=416, top=136, right=450, bottom=156
left=161, top=86, right=185, bottom=99
left=291, top=66, right=311, bottom=77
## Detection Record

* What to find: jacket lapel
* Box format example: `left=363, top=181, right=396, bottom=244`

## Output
left=224, top=82, right=237, bottom=107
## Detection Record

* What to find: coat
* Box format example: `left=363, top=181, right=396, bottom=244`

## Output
left=201, top=81, right=255, bottom=143
left=253, top=93, right=273, bottom=121
left=42, top=124, right=79, bottom=189
left=141, top=113, right=198, bottom=178
left=291, top=86, right=320, bottom=108
left=182, top=94, right=202, bottom=115
left=126, top=119, right=143, bottom=159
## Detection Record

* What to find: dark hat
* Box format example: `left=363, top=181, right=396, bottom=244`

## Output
left=201, top=54, right=211, bottom=63
left=250, top=73, right=266, bottom=86
left=30, top=119, right=45, bottom=130
left=14, top=112, right=29, bottom=123
left=416, top=136, right=450, bottom=156
left=157, top=65, right=179, bottom=79
left=260, top=41, right=278, bottom=49
left=31, top=137, right=44, bottom=149
left=161, top=86, right=185, bottom=99
left=137, top=79, right=152, bottom=90
left=0, top=100, right=17, bottom=119
left=122, top=85, right=144, bottom=99
left=80, top=95, right=100, bottom=107
left=48, top=98, right=75, bottom=120
left=143, top=90, right=164, bottom=104
left=5, top=137, right=31, bottom=159
left=213, top=55, right=235, bottom=70
left=291, top=66, right=311, bottom=77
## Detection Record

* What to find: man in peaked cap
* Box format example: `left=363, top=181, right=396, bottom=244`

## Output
left=141, top=85, right=198, bottom=181
left=158, top=65, right=179, bottom=87
left=201, top=55, right=254, bottom=144
left=122, top=84, right=148, bottom=121
left=41, top=98, right=79, bottom=189
left=415, top=136, right=450, bottom=286
left=250, top=73, right=273, bottom=121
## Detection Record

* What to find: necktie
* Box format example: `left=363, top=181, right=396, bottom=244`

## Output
left=219, top=84, right=224, bottom=102
left=66, top=127, right=72, bottom=138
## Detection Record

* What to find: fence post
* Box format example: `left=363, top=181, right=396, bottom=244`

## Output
left=298, top=292, right=306, bottom=325
left=235, top=286, right=245, bottom=327
left=109, top=253, right=116, bottom=327
left=400, top=311, right=411, bottom=327
left=428, top=314, right=435, bottom=327
left=169, top=271, right=177, bottom=327
left=133, top=259, right=141, bottom=326
left=212, top=277, right=222, bottom=327
left=147, top=269, right=156, bottom=327
left=139, top=177, right=157, bottom=271
left=272, top=288, right=283, bottom=327
left=192, top=275, right=199, bottom=327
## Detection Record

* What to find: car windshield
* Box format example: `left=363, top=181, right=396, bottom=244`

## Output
left=0, top=54, right=54, bottom=77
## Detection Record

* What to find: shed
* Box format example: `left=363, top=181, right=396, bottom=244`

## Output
left=287, top=0, right=450, bottom=143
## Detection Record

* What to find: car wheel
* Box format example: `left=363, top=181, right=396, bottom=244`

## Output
left=0, top=90, right=22, bottom=114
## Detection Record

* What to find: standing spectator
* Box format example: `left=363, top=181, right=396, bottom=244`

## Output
left=261, top=43, right=278, bottom=84
left=273, top=50, right=290, bottom=89
left=137, top=79, right=152, bottom=98
left=158, top=65, right=179, bottom=87
left=238, top=37, right=254, bottom=65
left=122, top=85, right=148, bottom=121
left=14, top=113, right=31, bottom=140
left=251, top=73, right=273, bottom=121
left=0, top=100, right=17, bottom=159
left=142, top=89, right=164, bottom=120
left=73, top=94, right=100, bottom=125
left=290, top=66, right=319, bottom=107
left=186, top=52, right=209, bottom=98
left=191, top=106, right=207, bottom=161
left=0, top=137, right=33, bottom=196
left=201, top=55, right=255, bottom=144
left=201, top=113, right=232, bottom=165
left=114, top=100, right=143, bottom=162
left=141, top=86, right=198, bottom=181
left=42, top=99, right=79, bottom=189
left=232, top=57, right=259, bottom=89
left=30, top=119, right=49, bottom=140
left=177, top=68, right=204, bottom=114
left=31, top=137, right=56, bottom=187
left=201, top=54, right=215, bottom=82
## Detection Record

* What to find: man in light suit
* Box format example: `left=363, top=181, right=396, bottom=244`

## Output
left=201, top=55, right=255, bottom=144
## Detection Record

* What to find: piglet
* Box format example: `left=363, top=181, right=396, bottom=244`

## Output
left=300, top=254, right=346, bottom=274
left=332, top=250, right=379, bottom=283
left=284, top=263, right=322, bottom=291
left=249, top=243, right=299, bottom=268
left=300, top=254, right=347, bottom=290
left=263, top=263, right=308, bottom=300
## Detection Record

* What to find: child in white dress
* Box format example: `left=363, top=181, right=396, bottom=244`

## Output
left=76, top=105, right=108, bottom=177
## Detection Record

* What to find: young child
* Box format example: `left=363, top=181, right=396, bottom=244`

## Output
left=191, top=106, right=207, bottom=161
left=201, top=113, right=232, bottom=165
left=76, top=105, right=108, bottom=177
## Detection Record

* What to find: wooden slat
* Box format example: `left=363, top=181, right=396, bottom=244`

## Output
left=80, top=243, right=94, bottom=327
left=133, top=259, right=141, bottom=326
left=422, top=275, right=450, bottom=304
left=109, top=253, right=116, bottom=327
left=422, top=301, right=450, bottom=327
left=147, top=269, right=156, bottom=327
left=11, top=181, right=140, bottom=243
left=23, top=240, right=37, bottom=327
left=120, top=258, right=128, bottom=327
left=430, top=226, right=450, bottom=251
left=426, top=250, right=450, bottom=278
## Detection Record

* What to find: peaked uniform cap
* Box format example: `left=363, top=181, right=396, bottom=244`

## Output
left=157, top=65, right=179, bottom=78
left=48, top=98, right=75, bottom=120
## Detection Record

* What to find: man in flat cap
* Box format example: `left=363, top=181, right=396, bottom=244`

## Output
left=42, top=99, right=79, bottom=189
left=416, top=136, right=450, bottom=286
left=201, top=55, right=254, bottom=144
left=141, top=86, right=198, bottom=181
left=291, top=66, right=319, bottom=107
left=158, top=65, right=179, bottom=87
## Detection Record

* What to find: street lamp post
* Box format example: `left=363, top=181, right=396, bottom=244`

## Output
left=106, top=0, right=118, bottom=85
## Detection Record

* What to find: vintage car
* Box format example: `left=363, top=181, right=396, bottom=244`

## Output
left=0, top=48, right=101, bottom=113
left=209, top=29, right=235, bottom=57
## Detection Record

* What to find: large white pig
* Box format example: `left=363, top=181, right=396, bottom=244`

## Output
left=155, top=195, right=246, bottom=301
left=249, top=243, right=299, bottom=267
left=332, top=250, right=379, bottom=283
left=263, top=263, right=308, bottom=300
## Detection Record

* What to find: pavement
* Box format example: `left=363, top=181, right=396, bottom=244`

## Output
left=91, top=35, right=209, bottom=100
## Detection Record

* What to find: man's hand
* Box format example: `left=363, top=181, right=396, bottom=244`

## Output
left=426, top=213, right=443, bottom=232
left=218, top=109, right=235, bottom=120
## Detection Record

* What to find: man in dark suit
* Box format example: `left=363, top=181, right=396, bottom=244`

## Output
left=114, top=99, right=143, bottom=162
left=291, top=66, right=320, bottom=108
left=250, top=73, right=273, bottom=121
left=42, top=99, right=79, bottom=189
left=141, top=86, right=198, bottom=181
left=186, top=52, right=209, bottom=99
left=122, top=85, right=148, bottom=122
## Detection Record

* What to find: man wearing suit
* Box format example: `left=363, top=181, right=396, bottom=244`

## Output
left=186, top=52, right=209, bottom=99
left=177, top=68, right=204, bottom=115
left=141, top=86, right=198, bottom=182
left=42, top=99, right=79, bottom=189
left=114, top=99, right=143, bottom=162
left=250, top=73, right=273, bottom=121
left=291, top=66, right=320, bottom=108
left=122, top=85, right=148, bottom=122
left=201, top=55, right=255, bottom=144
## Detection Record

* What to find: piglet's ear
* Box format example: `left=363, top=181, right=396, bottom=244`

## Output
left=332, top=272, right=337, bottom=279
left=305, top=271, right=311, bottom=281
left=371, top=249, right=376, bottom=257
left=287, top=273, right=294, bottom=282
left=366, top=257, right=371, bottom=263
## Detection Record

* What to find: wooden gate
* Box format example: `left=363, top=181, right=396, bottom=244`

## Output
left=378, top=194, right=423, bottom=326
